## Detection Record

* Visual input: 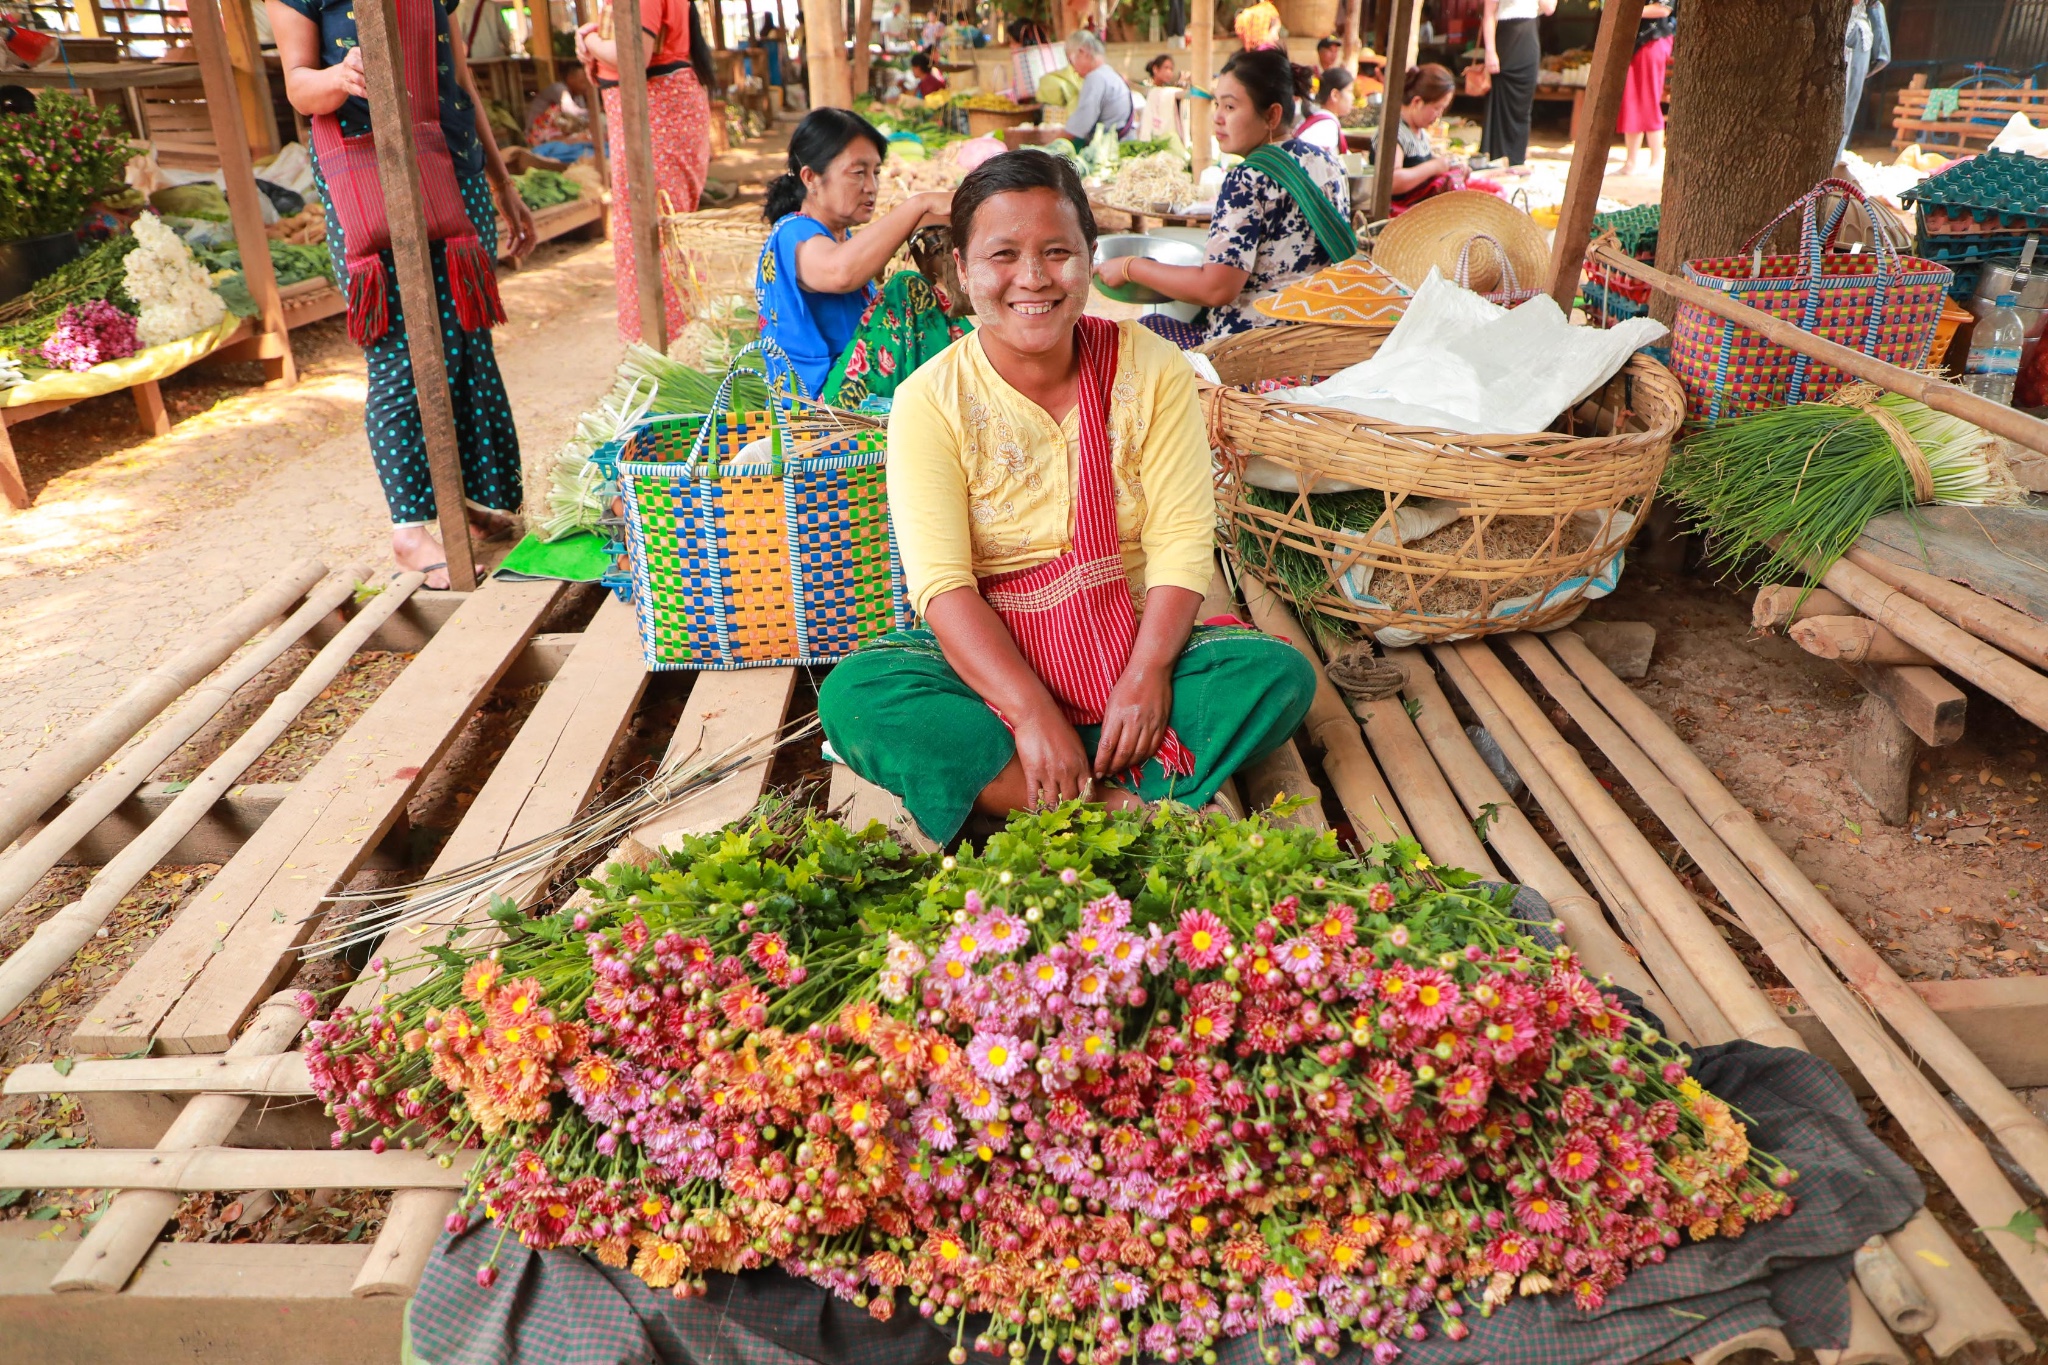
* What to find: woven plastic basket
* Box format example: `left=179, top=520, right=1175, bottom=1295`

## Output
left=608, top=345, right=913, bottom=670
left=1201, top=323, right=1685, bottom=644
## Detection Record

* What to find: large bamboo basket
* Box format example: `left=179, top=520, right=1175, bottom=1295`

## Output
left=659, top=201, right=771, bottom=323
left=1201, top=323, right=1686, bottom=642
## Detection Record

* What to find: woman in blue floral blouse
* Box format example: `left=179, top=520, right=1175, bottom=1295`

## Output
left=1092, top=48, right=1354, bottom=348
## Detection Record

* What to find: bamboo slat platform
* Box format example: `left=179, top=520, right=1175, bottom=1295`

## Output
left=1, top=562, right=2043, bottom=1360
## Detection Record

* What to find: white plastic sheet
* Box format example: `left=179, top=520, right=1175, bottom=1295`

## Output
left=1286, top=270, right=1667, bottom=435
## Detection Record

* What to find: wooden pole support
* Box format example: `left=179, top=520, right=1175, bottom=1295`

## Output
left=1384, top=647, right=1687, bottom=1031
left=613, top=0, right=668, bottom=351
left=1822, top=554, right=2048, bottom=732
left=0, top=575, right=420, bottom=1023
left=0, top=559, right=326, bottom=855
left=1752, top=585, right=1853, bottom=632
left=1788, top=615, right=1935, bottom=667
left=1844, top=693, right=1918, bottom=826
left=1586, top=240, right=2048, bottom=458
left=1535, top=630, right=2048, bottom=1318
left=0, top=565, right=351, bottom=916
left=1844, top=546, right=2048, bottom=671
left=1188, top=0, right=1214, bottom=179
left=1545, top=0, right=1642, bottom=309
left=1842, top=662, right=1965, bottom=748
left=851, top=0, right=874, bottom=98
left=1370, top=0, right=1420, bottom=222
left=353, top=0, right=479, bottom=590
left=1236, top=578, right=1409, bottom=845
left=1428, top=644, right=1735, bottom=1047
left=1852, top=1235, right=1936, bottom=1336
left=50, top=995, right=306, bottom=1293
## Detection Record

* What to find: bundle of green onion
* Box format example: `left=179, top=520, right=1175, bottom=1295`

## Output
left=1663, top=389, right=2025, bottom=587
left=616, top=339, right=770, bottom=415
left=1233, top=483, right=1386, bottom=638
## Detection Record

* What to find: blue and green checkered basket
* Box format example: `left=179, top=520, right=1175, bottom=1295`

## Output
left=604, top=343, right=914, bottom=671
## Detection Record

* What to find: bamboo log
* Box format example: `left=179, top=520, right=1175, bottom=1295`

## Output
left=0, top=564, right=350, bottom=916
left=1237, top=578, right=1408, bottom=845
left=1384, top=648, right=1684, bottom=1029
left=1549, top=629, right=2048, bottom=1265
left=50, top=995, right=305, bottom=1293
left=4, top=1052, right=312, bottom=1097
left=1886, top=1210, right=2035, bottom=1358
left=1326, top=641, right=1497, bottom=875
left=1586, top=241, right=2048, bottom=458
left=1430, top=645, right=1737, bottom=1047
left=1446, top=642, right=1801, bottom=1049
left=354, top=1189, right=457, bottom=1296
left=0, top=574, right=421, bottom=1024
left=1852, top=1236, right=1935, bottom=1336
left=1514, top=632, right=2048, bottom=1316
left=1752, top=585, right=1853, bottom=632
left=1787, top=616, right=1934, bottom=667
left=4, top=1146, right=474, bottom=1194
left=0, top=559, right=326, bottom=855
left=1815, top=1285, right=1910, bottom=1365
left=613, top=0, right=667, bottom=352
left=1820, top=555, right=2048, bottom=732
left=1845, top=546, right=2048, bottom=671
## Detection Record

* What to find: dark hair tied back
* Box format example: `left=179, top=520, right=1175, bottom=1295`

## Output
left=1219, top=47, right=1304, bottom=135
left=950, top=150, right=1098, bottom=256
left=763, top=108, right=890, bottom=222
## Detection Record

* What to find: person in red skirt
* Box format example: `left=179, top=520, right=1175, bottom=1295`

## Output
left=1618, top=2, right=1674, bottom=177
left=576, top=0, right=715, bottom=343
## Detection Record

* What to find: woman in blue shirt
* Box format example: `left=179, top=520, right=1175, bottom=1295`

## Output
left=755, top=108, right=953, bottom=403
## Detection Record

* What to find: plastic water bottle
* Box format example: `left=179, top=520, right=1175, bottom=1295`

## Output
left=1965, top=293, right=2025, bottom=406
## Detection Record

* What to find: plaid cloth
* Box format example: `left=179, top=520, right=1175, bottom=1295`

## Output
left=404, top=889, right=1923, bottom=1365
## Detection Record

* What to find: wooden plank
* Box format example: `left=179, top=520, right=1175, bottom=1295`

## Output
left=1855, top=508, right=2048, bottom=624
left=1774, top=974, right=2048, bottom=1094
left=1842, top=663, right=1967, bottom=748
left=32, top=783, right=295, bottom=868
left=634, top=668, right=799, bottom=848
left=0, top=1239, right=404, bottom=1365
left=1546, top=0, right=1643, bottom=308
left=828, top=764, right=938, bottom=853
left=75, top=579, right=563, bottom=1056
left=0, top=1146, right=473, bottom=1192
left=354, top=0, right=474, bottom=587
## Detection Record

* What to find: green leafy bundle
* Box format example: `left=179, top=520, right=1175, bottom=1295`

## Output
left=1233, top=483, right=1387, bottom=635
left=0, top=234, right=137, bottom=359
left=1663, top=388, right=2026, bottom=587
left=514, top=168, right=581, bottom=210
left=0, top=94, right=134, bottom=244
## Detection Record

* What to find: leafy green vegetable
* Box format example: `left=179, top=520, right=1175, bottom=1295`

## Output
left=513, top=168, right=581, bottom=210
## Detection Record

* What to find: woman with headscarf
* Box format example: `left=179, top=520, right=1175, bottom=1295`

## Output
left=817, top=151, right=1315, bottom=842
left=270, top=0, right=535, bottom=588
left=576, top=0, right=716, bottom=343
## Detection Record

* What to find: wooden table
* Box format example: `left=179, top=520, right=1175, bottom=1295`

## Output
left=3, top=60, right=208, bottom=90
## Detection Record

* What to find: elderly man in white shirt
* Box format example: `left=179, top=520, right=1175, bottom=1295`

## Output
left=1061, top=30, right=1136, bottom=145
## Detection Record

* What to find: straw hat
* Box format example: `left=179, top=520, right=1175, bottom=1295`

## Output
left=1252, top=258, right=1411, bottom=326
left=1371, top=191, right=1549, bottom=296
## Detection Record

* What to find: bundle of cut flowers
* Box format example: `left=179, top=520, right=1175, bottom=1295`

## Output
left=36, top=298, right=138, bottom=371
left=306, top=803, right=1793, bottom=1364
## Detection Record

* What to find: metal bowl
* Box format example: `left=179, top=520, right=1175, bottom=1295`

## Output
left=1093, top=233, right=1205, bottom=305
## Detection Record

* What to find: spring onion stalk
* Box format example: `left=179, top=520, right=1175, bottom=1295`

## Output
left=1663, top=390, right=2026, bottom=588
left=1232, top=484, right=1387, bottom=637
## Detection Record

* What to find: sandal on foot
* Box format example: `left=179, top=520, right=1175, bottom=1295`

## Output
left=398, top=561, right=451, bottom=590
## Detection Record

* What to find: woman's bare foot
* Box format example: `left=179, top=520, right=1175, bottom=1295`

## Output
left=392, top=525, right=452, bottom=590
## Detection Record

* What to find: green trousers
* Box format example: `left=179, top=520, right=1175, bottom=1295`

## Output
left=816, top=625, right=1317, bottom=843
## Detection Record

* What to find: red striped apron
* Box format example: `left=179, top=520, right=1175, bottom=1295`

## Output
left=978, top=317, right=1195, bottom=780
left=311, top=0, right=505, bottom=347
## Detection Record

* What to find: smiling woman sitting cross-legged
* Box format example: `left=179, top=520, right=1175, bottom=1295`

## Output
left=816, top=151, right=1316, bottom=845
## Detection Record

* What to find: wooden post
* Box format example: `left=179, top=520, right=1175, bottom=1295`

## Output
left=217, top=0, right=283, bottom=157
left=614, top=0, right=668, bottom=348
left=852, top=0, right=874, bottom=99
left=706, top=0, right=725, bottom=50
left=530, top=0, right=559, bottom=87
left=801, top=0, right=850, bottom=108
left=1189, top=0, right=1214, bottom=178
left=354, top=0, right=479, bottom=589
left=1545, top=0, right=1640, bottom=308
left=1369, top=0, right=1420, bottom=220
left=187, top=0, right=297, bottom=390
left=74, top=0, right=109, bottom=40
left=1341, top=0, right=1361, bottom=67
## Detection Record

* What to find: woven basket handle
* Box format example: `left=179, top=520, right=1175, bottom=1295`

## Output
left=1741, top=177, right=1901, bottom=279
left=1454, top=233, right=1518, bottom=295
left=685, top=338, right=803, bottom=475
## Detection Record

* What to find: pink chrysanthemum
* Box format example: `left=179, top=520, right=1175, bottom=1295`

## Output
left=1083, top=893, right=1132, bottom=931
left=1184, top=982, right=1235, bottom=1046
left=1376, top=965, right=1415, bottom=1009
left=1437, top=1063, right=1490, bottom=1116
left=1366, top=882, right=1397, bottom=913
left=1367, top=1059, right=1414, bottom=1117
left=976, top=911, right=1026, bottom=956
left=1023, top=954, right=1067, bottom=995
left=942, top=922, right=989, bottom=964
left=1102, top=930, right=1146, bottom=972
left=1175, top=909, right=1230, bottom=969
left=913, top=1103, right=957, bottom=1151
left=1042, top=1146, right=1086, bottom=1181
left=1260, top=1274, right=1306, bottom=1323
left=1312, top=902, right=1357, bottom=944
left=1548, top=1132, right=1601, bottom=1185
left=957, top=1080, right=1004, bottom=1121
left=1276, top=934, right=1324, bottom=980
left=1068, top=963, right=1110, bottom=1006
left=1515, top=1190, right=1570, bottom=1233
left=1102, top=1272, right=1149, bottom=1310
left=1487, top=1230, right=1538, bottom=1274
left=967, top=1031, right=1025, bottom=1084
left=1397, top=967, right=1459, bottom=1029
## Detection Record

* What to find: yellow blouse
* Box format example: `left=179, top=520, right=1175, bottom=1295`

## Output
left=886, top=319, right=1216, bottom=618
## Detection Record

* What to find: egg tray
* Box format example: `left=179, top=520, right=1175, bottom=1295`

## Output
left=1900, top=149, right=2048, bottom=213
